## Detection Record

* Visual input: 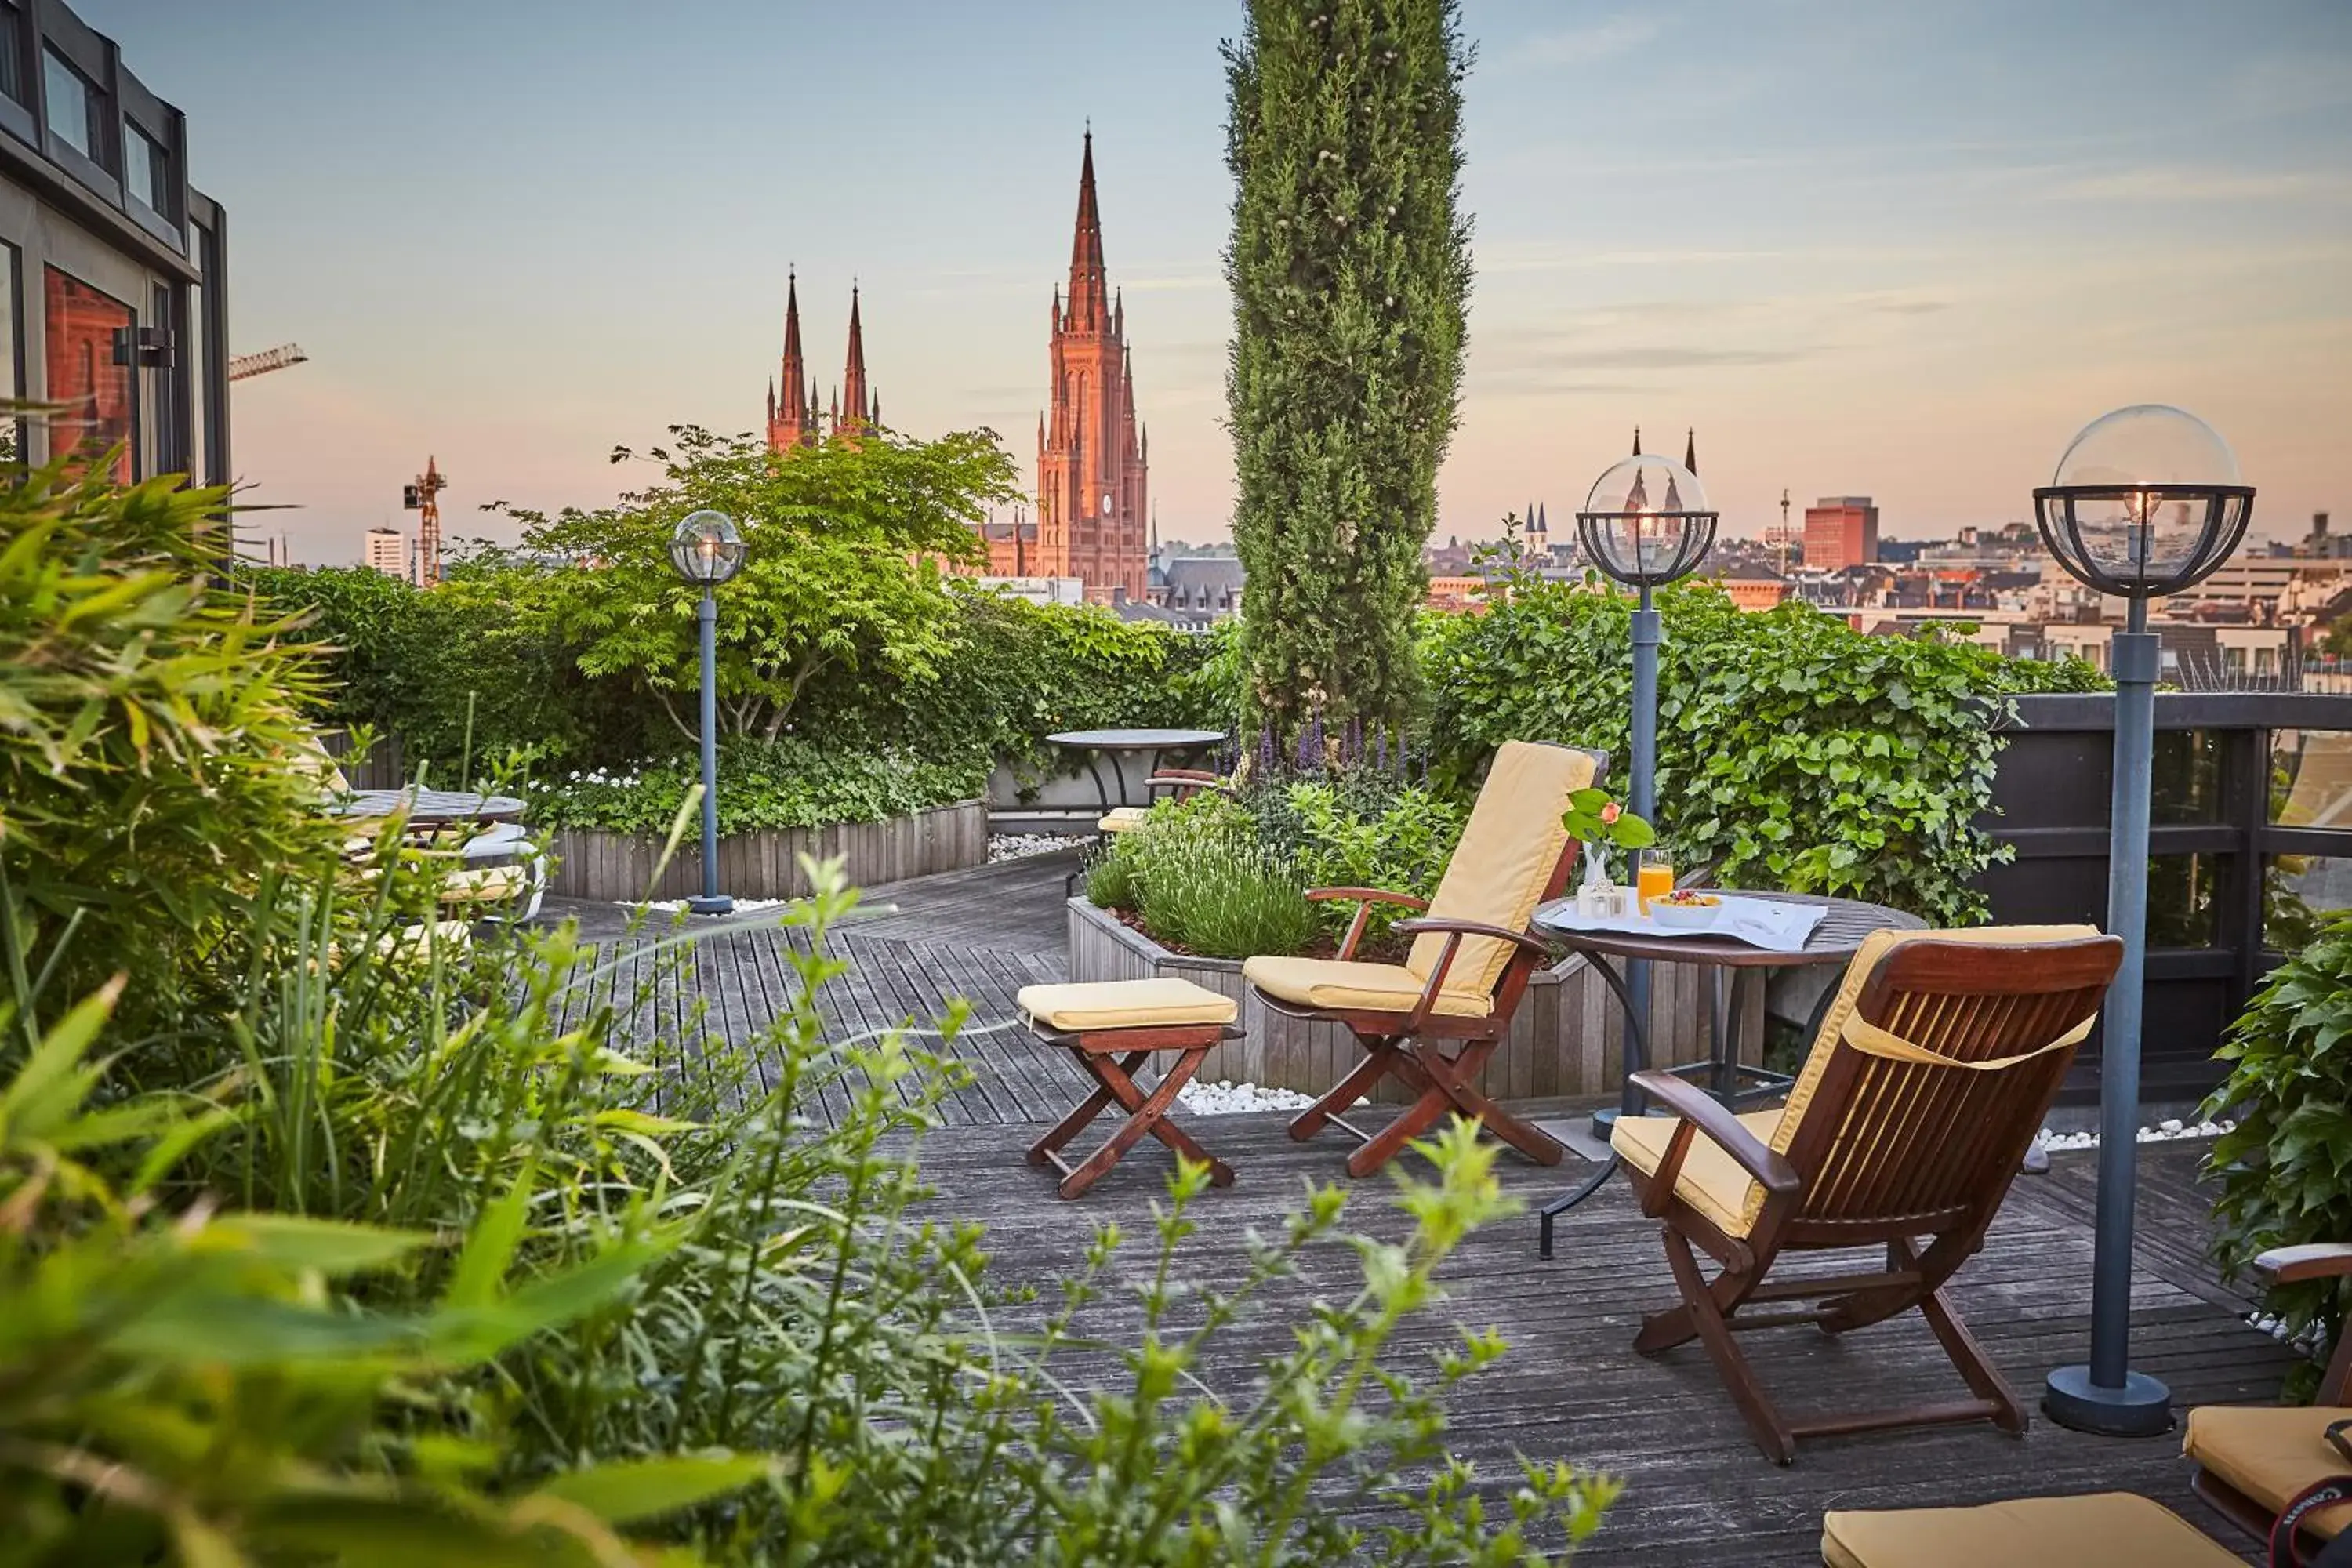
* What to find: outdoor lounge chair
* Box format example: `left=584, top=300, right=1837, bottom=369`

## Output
left=1243, top=739, right=1603, bottom=1178
left=1611, top=924, right=2123, bottom=1464
left=1820, top=1238, right=2352, bottom=1563
left=1096, top=767, right=1227, bottom=836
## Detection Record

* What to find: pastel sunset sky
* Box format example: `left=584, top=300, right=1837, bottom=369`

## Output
left=78, top=0, right=2352, bottom=561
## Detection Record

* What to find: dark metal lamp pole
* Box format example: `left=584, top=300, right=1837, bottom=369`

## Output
left=2033, top=405, right=2252, bottom=1437
left=668, top=510, right=747, bottom=917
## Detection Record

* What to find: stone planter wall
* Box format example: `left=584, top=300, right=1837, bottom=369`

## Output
left=550, top=800, right=986, bottom=902
left=1068, top=896, right=1753, bottom=1101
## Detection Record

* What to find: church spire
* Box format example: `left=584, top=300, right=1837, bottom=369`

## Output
left=1632, top=425, right=1642, bottom=457
left=1683, top=427, right=1698, bottom=474
left=779, top=269, right=808, bottom=419
left=841, top=284, right=870, bottom=437
left=1068, top=129, right=1109, bottom=331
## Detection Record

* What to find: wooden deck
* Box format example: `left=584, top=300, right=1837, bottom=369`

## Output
left=540, top=849, right=2300, bottom=1564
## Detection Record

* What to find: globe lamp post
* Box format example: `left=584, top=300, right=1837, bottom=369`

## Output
left=669, top=510, right=747, bottom=916
left=2035, top=405, right=2252, bottom=1437
left=1573, top=452, right=1716, bottom=1130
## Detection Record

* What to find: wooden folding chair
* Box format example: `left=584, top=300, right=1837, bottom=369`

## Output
left=1242, top=740, right=1605, bottom=1178
left=1018, top=978, right=1240, bottom=1200
left=2182, top=1242, right=2352, bottom=1555
left=1610, top=924, right=2123, bottom=1463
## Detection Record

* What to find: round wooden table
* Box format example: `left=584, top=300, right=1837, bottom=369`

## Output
left=1530, top=888, right=1926, bottom=1255
left=1046, top=728, right=1228, bottom=811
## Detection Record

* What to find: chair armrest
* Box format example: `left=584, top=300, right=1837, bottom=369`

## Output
left=1392, top=916, right=1553, bottom=962
left=1309, top=888, right=1429, bottom=960
left=1627, top=1069, right=1802, bottom=1204
left=2253, top=1243, right=2352, bottom=1284
left=1150, top=768, right=1224, bottom=783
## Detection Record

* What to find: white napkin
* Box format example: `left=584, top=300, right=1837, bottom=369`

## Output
left=1534, top=895, right=1828, bottom=954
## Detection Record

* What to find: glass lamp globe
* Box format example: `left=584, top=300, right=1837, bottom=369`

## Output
left=1575, top=454, right=1718, bottom=587
left=669, top=510, right=746, bottom=586
left=2033, top=405, right=2252, bottom=598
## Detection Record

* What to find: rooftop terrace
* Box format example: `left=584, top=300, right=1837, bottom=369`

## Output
left=537, top=850, right=2299, bottom=1565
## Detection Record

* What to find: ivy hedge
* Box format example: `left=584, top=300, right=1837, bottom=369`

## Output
left=1421, top=580, right=2107, bottom=924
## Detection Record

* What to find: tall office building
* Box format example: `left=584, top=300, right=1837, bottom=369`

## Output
left=1804, top=496, right=1881, bottom=571
left=365, top=526, right=407, bottom=579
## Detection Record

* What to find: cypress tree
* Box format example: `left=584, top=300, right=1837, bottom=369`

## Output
left=1223, top=0, right=1472, bottom=753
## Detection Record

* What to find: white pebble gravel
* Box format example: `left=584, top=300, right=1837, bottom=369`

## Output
left=625, top=898, right=789, bottom=915
left=1178, top=1080, right=1319, bottom=1116
left=2036, top=1118, right=2232, bottom=1152
left=989, top=832, right=1088, bottom=863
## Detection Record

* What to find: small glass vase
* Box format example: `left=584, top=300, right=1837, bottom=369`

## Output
left=1574, top=843, right=1628, bottom=920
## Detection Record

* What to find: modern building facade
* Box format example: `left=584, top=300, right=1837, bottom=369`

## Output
left=1804, top=495, right=1880, bottom=571
left=363, top=525, right=406, bottom=580
left=989, top=132, right=1149, bottom=604
left=0, top=0, right=227, bottom=485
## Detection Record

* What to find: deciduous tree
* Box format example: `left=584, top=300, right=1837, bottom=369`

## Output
left=494, top=425, right=1016, bottom=742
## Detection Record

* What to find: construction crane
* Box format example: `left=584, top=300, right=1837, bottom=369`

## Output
left=227, top=343, right=308, bottom=383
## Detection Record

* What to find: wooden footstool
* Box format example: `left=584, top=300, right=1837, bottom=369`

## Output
left=1017, top=978, right=1242, bottom=1199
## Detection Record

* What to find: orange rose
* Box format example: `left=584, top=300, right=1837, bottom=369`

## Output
left=1599, top=802, right=1621, bottom=825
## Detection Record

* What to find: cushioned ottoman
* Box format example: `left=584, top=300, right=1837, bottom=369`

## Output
left=1017, top=978, right=1240, bottom=1199
left=1820, top=1492, right=2242, bottom=1567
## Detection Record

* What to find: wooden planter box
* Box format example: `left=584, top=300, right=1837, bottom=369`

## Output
left=1067, top=896, right=1748, bottom=1101
left=549, top=800, right=986, bottom=902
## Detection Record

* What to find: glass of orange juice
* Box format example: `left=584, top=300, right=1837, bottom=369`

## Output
left=1636, top=847, right=1674, bottom=915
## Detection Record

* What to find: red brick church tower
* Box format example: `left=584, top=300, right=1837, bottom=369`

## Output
left=765, top=272, right=880, bottom=453
left=999, top=131, right=1147, bottom=601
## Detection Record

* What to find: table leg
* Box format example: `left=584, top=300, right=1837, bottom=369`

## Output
left=1538, top=951, right=1649, bottom=1258
left=1711, top=966, right=1734, bottom=1099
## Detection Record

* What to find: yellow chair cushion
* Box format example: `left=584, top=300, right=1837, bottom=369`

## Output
left=1822, top=1493, right=2241, bottom=1568
left=2183, top=1404, right=2352, bottom=1539
left=1405, top=741, right=1596, bottom=1000
left=1243, top=955, right=1493, bottom=1020
left=1098, top=807, right=1151, bottom=834
left=1018, top=978, right=1237, bottom=1033
left=1610, top=1108, right=1785, bottom=1238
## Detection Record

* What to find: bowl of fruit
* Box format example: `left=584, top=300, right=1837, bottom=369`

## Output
left=1651, top=890, right=1722, bottom=930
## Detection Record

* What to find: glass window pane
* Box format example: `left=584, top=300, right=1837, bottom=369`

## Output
left=125, top=126, right=154, bottom=209
left=2271, top=729, right=2352, bottom=829
left=2267, top=853, right=2352, bottom=953
left=42, top=49, right=88, bottom=158
left=2147, top=852, right=2222, bottom=947
left=43, top=266, right=132, bottom=485
left=0, top=7, right=24, bottom=107
left=2151, top=729, right=2223, bottom=824
left=0, top=243, right=16, bottom=468
left=185, top=275, right=204, bottom=483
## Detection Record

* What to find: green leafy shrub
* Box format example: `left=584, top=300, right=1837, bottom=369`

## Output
left=1424, top=579, right=2107, bottom=923
left=523, top=737, right=984, bottom=835
left=1261, top=777, right=1468, bottom=953
left=824, top=585, right=1229, bottom=786
left=241, top=557, right=641, bottom=782
left=2204, top=910, right=2352, bottom=1396
left=0, top=459, right=353, bottom=1054
left=0, top=973, right=771, bottom=1565
left=1116, top=800, right=1319, bottom=960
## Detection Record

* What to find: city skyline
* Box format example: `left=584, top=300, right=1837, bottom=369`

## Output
left=74, top=0, right=2352, bottom=564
